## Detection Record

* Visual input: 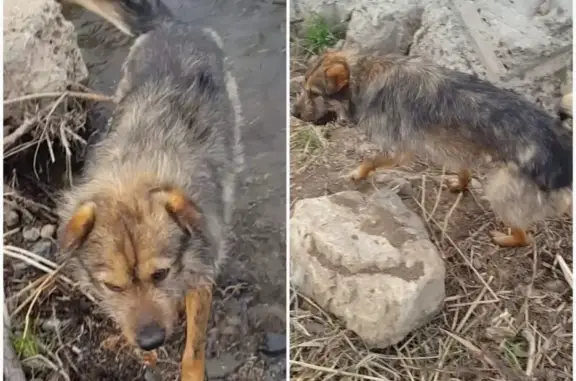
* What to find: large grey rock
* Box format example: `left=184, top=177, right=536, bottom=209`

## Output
left=294, top=0, right=571, bottom=73
left=291, top=0, right=356, bottom=23
left=292, top=0, right=424, bottom=54
left=344, top=1, right=423, bottom=55
left=411, top=0, right=572, bottom=81
left=3, top=0, right=88, bottom=121
left=291, top=190, right=445, bottom=348
left=410, top=0, right=490, bottom=78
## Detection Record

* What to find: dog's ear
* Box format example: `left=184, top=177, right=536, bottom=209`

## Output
left=151, top=186, right=202, bottom=234
left=323, top=62, right=350, bottom=94
left=59, top=201, right=96, bottom=253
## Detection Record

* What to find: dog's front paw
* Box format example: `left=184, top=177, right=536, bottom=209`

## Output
left=347, top=166, right=368, bottom=183
left=489, top=230, right=530, bottom=247
left=447, top=177, right=467, bottom=193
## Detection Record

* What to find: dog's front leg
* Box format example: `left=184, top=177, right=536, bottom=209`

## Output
left=349, top=152, right=412, bottom=182
left=181, top=286, right=213, bottom=381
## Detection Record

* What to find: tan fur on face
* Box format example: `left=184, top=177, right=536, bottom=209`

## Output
left=292, top=51, right=353, bottom=122
left=292, top=50, right=402, bottom=123
left=59, top=178, right=210, bottom=345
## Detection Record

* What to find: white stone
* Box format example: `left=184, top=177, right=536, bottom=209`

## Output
left=291, top=0, right=356, bottom=24
left=4, top=208, right=20, bottom=228
left=40, top=224, right=56, bottom=239
left=411, top=0, right=572, bottom=82
left=22, top=226, right=41, bottom=242
left=410, top=0, right=488, bottom=77
left=344, top=1, right=424, bottom=55
left=3, top=0, right=88, bottom=121
left=291, top=190, right=445, bottom=348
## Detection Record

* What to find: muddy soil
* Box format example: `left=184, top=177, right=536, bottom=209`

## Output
left=4, top=0, right=286, bottom=380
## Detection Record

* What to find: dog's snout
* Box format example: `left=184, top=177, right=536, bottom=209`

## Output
left=136, top=322, right=166, bottom=350
left=290, top=104, right=301, bottom=118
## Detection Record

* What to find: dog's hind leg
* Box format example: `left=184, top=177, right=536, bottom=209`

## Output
left=181, top=286, right=213, bottom=381
left=447, top=169, right=472, bottom=193
left=349, top=152, right=412, bottom=182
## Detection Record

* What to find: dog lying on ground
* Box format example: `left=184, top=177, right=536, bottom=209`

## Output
left=57, top=0, right=242, bottom=379
left=291, top=49, right=572, bottom=248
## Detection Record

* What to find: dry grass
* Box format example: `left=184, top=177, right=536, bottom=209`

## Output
left=290, top=118, right=330, bottom=177
left=3, top=86, right=113, bottom=189
left=3, top=88, right=113, bottom=380
left=288, top=43, right=573, bottom=381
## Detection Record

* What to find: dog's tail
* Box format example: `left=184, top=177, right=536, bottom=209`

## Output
left=61, top=0, right=172, bottom=36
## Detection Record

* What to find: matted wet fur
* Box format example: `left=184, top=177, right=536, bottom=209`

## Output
left=57, top=0, right=241, bottom=378
left=292, top=49, right=572, bottom=247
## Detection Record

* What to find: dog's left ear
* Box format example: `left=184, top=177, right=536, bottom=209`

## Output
left=324, top=62, right=350, bottom=94
left=151, top=186, right=202, bottom=234
left=59, top=201, right=97, bottom=253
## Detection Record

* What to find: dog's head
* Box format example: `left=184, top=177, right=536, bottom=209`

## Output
left=58, top=186, right=212, bottom=351
left=291, top=50, right=352, bottom=124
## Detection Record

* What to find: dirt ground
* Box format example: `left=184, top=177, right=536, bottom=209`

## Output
left=289, top=118, right=573, bottom=381
left=4, top=0, right=286, bottom=380
left=288, top=37, right=573, bottom=380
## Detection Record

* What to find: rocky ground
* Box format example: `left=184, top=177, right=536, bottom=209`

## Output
left=289, top=0, right=573, bottom=380
left=4, top=0, right=287, bottom=380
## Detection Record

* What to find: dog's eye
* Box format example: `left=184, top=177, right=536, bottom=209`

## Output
left=151, top=268, right=170, bottom=283
left=103, top=282, right=124, bottom=293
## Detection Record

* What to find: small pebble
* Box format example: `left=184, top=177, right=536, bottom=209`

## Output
left=31, top=240, right=55, bottom=259
left=226, top=316, right=242, bottom=327
left=143, top=369, right=162, bottom=381
left=543, top=279, right=566, bottom=293
left=22, top=226, right=41, bottom=242
left=41, top=316, right=64, bottom=332
left=470, top=178, right=483, bottom=190
left=205, top=354, right=242, bottom=379
left=261, top=333, right=286, bottom=357
left=40, top=224, right=56, bottom=239
left=472, top=258, right=483, bottom=270
left=4, top=208, right=20, bottom=228
left=221, top=325, right=239, bottom=336
left=304, top=321, right=325, bottom=335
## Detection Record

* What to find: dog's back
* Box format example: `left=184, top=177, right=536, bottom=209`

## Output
left=81, top=21, right=236, bottom=260
left=355, top=55, right=572, bottom=192
left=58, top=0, right=237, bottom=301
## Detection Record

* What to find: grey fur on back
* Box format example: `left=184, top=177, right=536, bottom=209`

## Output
left=351, top=55, right=572, bottom=192
left=60, top=20, right=237, bottom=270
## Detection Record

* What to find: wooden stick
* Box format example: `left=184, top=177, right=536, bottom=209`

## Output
left=4, top=91, right=113, bottom=106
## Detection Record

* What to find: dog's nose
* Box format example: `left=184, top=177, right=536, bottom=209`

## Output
left=136, top=322, right=166, bottom=350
